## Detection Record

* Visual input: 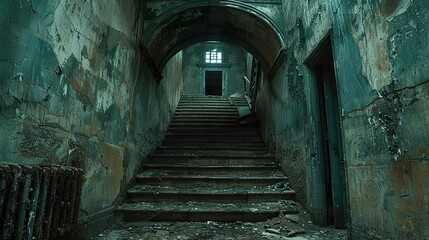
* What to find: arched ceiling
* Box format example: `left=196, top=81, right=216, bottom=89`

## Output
left=142, top=1, right=286, bottom=80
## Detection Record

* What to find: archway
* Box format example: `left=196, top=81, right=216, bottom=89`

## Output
left=142, top=1, right=286, bottom=81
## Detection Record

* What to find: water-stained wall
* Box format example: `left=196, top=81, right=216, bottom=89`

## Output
left=256, top=0, right=334, bottom=217
left=256, top=0, right=429, bottom=238
left=0, top=0, right=183, bottom=236
left=335, top=1, right=429, bottom=239
left=182, top=42, right=247, bottom=96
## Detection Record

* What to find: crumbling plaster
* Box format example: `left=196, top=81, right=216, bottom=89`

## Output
left=256, top=0, right=429, bottom=238
left=0, top=0, right=184, bottom=231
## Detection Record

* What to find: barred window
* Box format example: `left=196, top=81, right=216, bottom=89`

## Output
left=205, top=49, right=222, bottom=63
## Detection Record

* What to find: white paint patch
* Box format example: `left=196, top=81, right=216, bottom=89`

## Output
left=63, top=84, right=68, bottom=96
left=82, top=57, right=91, bottom=70
left=49, top=0, right=103, bottom=73
left=96, top=88, right=114, bottom=113
left=351, top=0, right=392, bottom=90
left=16, top=72, right=24, bottom=81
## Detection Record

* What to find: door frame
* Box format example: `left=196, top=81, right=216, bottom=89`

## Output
left=199, top=67, right=228, bottom=96
left=305, top=33, right=348, bottom=228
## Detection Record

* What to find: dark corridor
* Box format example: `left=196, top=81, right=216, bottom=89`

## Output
left=205, top=71, right=223, bottom=96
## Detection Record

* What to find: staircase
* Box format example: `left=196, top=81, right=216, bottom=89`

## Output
left=116, top=95, right=297, bottom=222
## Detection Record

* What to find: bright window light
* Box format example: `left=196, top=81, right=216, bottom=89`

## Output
left=205, top=49, right=222, bottom=63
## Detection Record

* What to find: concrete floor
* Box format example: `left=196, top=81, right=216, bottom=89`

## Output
left=93, top=206, right=347, bottom=240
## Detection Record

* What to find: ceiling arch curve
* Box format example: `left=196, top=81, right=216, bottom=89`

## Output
left=142, top=1, right=287, bottom=80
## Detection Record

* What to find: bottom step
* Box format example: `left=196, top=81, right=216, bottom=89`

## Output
left=116, top=201, right=298, bottom=222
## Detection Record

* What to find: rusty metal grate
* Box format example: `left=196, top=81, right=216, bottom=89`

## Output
left=0, top=164, right=83, bottom=239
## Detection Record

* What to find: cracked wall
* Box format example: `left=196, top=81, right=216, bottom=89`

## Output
left=335, top=1, right=429, bottom=239
left=256, top=0, right=334, bottom=216
left=256, top=0, right=429, bottom=239
left=0, top=0, right=183, bottom=236
left=182, top=42, right=247, bottom=96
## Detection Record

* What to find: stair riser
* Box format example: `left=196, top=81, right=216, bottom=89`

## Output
left=116, top=210, right=297, bottom=223
left=175, top=109, right=238, bottom=113
left=147, top=155, right=275, bottom=164
left=179, top=98, right=247, bottom=102
left=176, top=106, right=238, bottom=110
left=172, top=115, right=239, bottom=119
left=163, top=136, right=263, bottom=142
left=155, top=149, right=268, bottom=156
left=179, top=102, right=248, bottom=104
left=168, top=127, right=258, bottom=132
left=169, top=124, right=256, bottom=129
left=161, top=142, right=266, bottom=148
left=171, top=120, right=239, bottom=124
left=176, top=105, right=247, bottom=109
left=174, top=112, right=239, bottom=116
left=178, top=103, right=236, bottom=106
left=140, top=168, right=280, bottom=176
left=135, top=178, right=284, bottom=187
left=127, top=193, right=295, bottom=203
left=179, top=100, right=247, bottom=103
left=166, top=132, right=260, bottom=137
left=147, top=159, right=276, bottom=166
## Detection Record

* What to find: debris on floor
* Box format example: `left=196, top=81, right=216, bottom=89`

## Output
left=93, top=204, right=347, bottom=240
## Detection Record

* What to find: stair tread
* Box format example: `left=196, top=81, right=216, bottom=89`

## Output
left=117, top=201, right=297, bottom=213
left=158, top=146, right=267, bottom=150
left=140, top=166, right=281, bottom=176
left=150, top=153, right=274, bottom=158
left=170, top=123, right=251, bottom=127
left=163, top=139, right=264, bottom=143
left=137, top=172, right=287, bottom=179
left=142, top=164, right=278, bottom=168
left=128, top=184, right=294, bottom=194
left=168, top=126, right=257, bottom=129
left=145, top=162, right=278, bottom=167
left=166, top=132, right=260, bottom=136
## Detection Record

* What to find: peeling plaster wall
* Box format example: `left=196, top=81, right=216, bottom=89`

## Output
left=256, top=0, right=334, bottom=213
left=256, top=0, right=429, bottom=238
left=0, top=0, right=183, bottom=235
left=182, top=42, right=247, bottom=96
left=334, top=0, right=429, bottom=239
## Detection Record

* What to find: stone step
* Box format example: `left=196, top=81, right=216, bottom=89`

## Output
left=163, top=135, right=263, bottom=142
left=177, top=103, right=248, bottom=108
left=155, top=146, right=268, bottom=156
left=166, top=131, right=259, bottom=137
left=178, top=101, right=235, bottom=105
left=172, top=114, right=239, bottom=119
left=175, top=108, right=238, bottom=113
left=147, top=154, right=276, bottom=166
left=174, top=111, right=239, bottom=116
left=176, top=105, right=238, bottom=109
left=141, top=164, right=280, bottom=175
left=180, top=95, right=247, bottom=101
left=171, top=118, right=239, bottom=124
left=135, top=174, right=286, bottom=187
left=169, top=123, right=257, bottom=129
left=161, top=140, right=266, bottom=148
left=116, top=201, right=298, bottom=222
left=165, top=131, right=260, bottom=136
left=167, top=128, right=259, bottom=135
left=126, top=185, right=295, bottom=203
